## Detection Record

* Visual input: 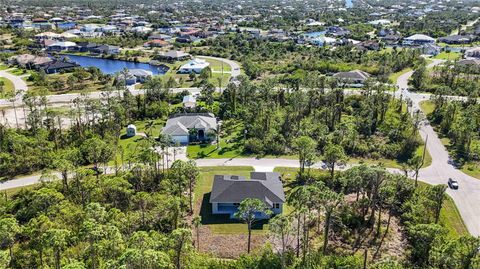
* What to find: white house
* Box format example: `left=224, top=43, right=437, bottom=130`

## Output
left=465, top=47, right=480, bottom=59
left=126, top=124, right=137, bottom=137
left=178, top=58, right=210, bottom=74
left=47, top=41, right=77, bottom=51
left=161, top=113, right=217, bottom=144
left=182, top=95, right=197, bottom=108
left=403, top=34, right=436, bottom=45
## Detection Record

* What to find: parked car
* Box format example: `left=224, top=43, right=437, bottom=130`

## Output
left=448, top=178, right=459, bottom=189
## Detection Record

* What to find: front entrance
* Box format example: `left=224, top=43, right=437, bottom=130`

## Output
left=198, top=129, right=205, bottom=140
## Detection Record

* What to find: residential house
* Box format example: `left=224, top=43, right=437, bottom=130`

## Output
left=178, top=58, right=210, bottom=74
left=333, top=70, right=370, bottom=86
left=465, top=47, right=480, bottom=58
left=157, top=50, right=191, bottom=62
left=355, top=40, right=380, bottom=51
left=128, top=69, right=153, bottom=83
left=421, top=43, right=441, bottom=56
left=47, top=41, right=77, bottom=51
left=39, top=60, right=79, bottom=74
left=210, top=172, right=286, bottom=219
left=182, top=95, right=196, bottom=108
left=439, top=35, right=475, bottom=44
left=309, top=36, right=336, bottom=47
left=457, top=59, right=480, bottom=67
left=382, top=34, right=402, bottom=45
left=91, top=44, right=120, bottom=55
left=403, top=34, right=435, bottom=45
left=8, top=54, right=52, bottom=69
left=327, top=26, right=350, bottom=37
left=144, top=39, right=169, bottom=48
left=161, top=113, right=217, bottom=144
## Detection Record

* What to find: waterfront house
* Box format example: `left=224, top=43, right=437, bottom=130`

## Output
left=178, top=58, right=210, bottom=74
left=39, top=60, right=79, bottom=74
left=47, top=41, right=77, bottom=51
left=157, top=50, right=191, bottom=62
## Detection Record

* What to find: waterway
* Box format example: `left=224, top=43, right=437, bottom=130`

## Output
left=64, top=54, right=169, bottom=75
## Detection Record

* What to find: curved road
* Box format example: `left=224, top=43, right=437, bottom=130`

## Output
left=1, top=58, right=480, bottom=236
left=0, top=69, right=28, bottom=94
left=0, top=56, right=240, bottom=108
left=395, top=59, right=480, bottom=236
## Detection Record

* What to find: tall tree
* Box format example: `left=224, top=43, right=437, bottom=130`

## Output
left=234, top=198, right=272, bottom=253
left=269, top=215, right=294, bottom=269
left=293, top=136, right=317, bottom=178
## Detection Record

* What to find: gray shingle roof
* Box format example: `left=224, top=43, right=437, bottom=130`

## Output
left=210, top=172, right=286, bottom=206
left=333, top=69, right=370, bottom=81
left=161, top=113, right=217, bottom=136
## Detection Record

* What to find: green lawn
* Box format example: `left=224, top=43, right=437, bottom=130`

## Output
left=440, top=195, right=469, bottom=238
left=389, top=68, right=412, bottom=84
left=0, top=76, right=15, bottom=98
left=419, top=100, right=435, bottom=115
left=460, top=162, right=480, bottom=179
left=197, top=57, right=232, bottom=72
left=109, top=119, right=167, bottom=165
left=194, top=166, right=272, bottom=234
left=188, top=120, right=245, bottom=159
left=0, top=65, right=9, bottom=71
left=433, top=51, right=461, bottom=61
left=8, top=68, right=28, bottom=76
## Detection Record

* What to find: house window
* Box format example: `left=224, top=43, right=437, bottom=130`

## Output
left=274, top=203, right=280, bottom=209
left=233, top=203, right=240, bottom=206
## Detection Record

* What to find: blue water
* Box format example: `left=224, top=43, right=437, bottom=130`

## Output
left=64, top=54, right=169, bottom=75
left=346, top=0, right=353, bottom=8
left=303, top=31, right=327, bottom=38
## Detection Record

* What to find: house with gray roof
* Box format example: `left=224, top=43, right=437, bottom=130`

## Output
left=161, top=113, right=217, bottom=144
left=333, top=69, right=370, bottom=87
left=210, top=172, right=285, bottom=219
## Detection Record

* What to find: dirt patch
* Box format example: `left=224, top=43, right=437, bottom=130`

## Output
left=195, top=226, right=269, bottom=258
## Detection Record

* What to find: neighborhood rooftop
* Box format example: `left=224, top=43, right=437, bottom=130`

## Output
left=210, top=172, right=286, bottom=206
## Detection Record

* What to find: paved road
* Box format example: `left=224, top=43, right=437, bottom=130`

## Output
left=0, top=56, right=240, bottom=108
left=2, top=57, right=480, bottom=236
left=0, top=69, right=28, bottom=95
left=395, top=59, right=480, bottom=236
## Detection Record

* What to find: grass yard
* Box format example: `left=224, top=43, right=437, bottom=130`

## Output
left=433, top=51, right=461, bottom=61
left=0, top=65, right=9, bottom=71
left=0, top=76, right=15, bottom=98
left=111, top=119, right=167, bottom=165
left=28, top=71, right=111, bottom=95
left=440, top=195, right=469, bottom=237
left=197, top=57, right=232, bottom=72
left=8, top=68, right=28, bottom=76
left=194, top=166, right=271, bottom=234
left=188, top=120, right=245, bottom=159
left=389, top=68, right=412, bottom=84
left=419, top=100, right=435, bottom=115
left=460, top=162, right=480, bottom=180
